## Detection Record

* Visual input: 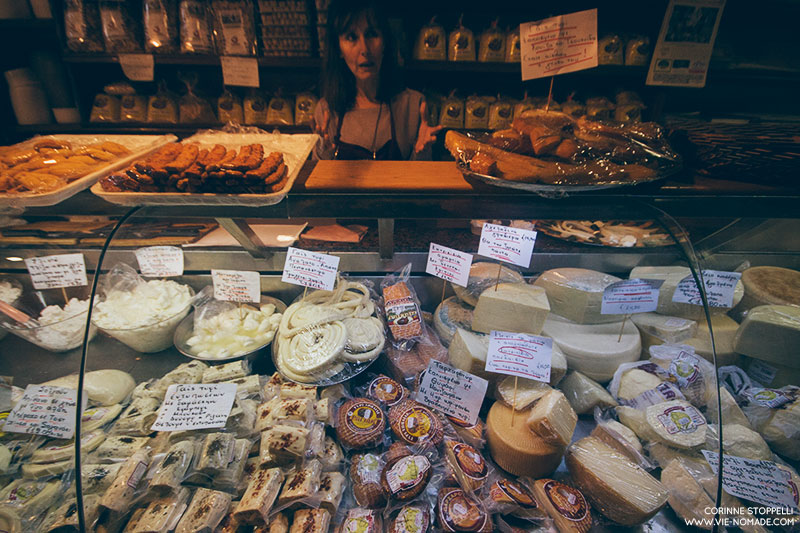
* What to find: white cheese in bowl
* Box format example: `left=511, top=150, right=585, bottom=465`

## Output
left=186, top=304, right=282, bottom=360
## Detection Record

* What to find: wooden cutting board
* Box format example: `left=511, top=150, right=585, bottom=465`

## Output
left=299, top=161, right=475, bottom=191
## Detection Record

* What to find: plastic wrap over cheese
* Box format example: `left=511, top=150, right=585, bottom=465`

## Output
left=533, top=268, right=621, bottom=324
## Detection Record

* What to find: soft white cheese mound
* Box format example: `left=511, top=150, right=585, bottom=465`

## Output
left=186, top=303, right=282, bottom=359
left=30, top=297, right=96, bottom=352
left=0, top=281, right=21, bottom=304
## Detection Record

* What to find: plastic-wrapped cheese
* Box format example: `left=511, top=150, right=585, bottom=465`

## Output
left=542, top=314, right=641, bottom=383
left=629, top=266, right=744, bottom=320
left=732, top=266, right=800, bottom=321
left=453, top=262, right=524, bottom=306
left=617, top=368, right=664, bottom=402
left=533, top=268, right=621, bottom=324
left=681, top=314, right=742, bottom=366
left=754, top=396, right=800, bottom=461
left=41, top=369, right=135, bottom=406
left=434, top=296, right=473, bottom=346
left=734, top=305, right=800, bottom=369
left=486, top=401, right=563, bottom=478
left=560, top=371, right=618, bottom=415
left=590, top=420, right=643, bottom=463
left=644, top=400, right=707, bottom=449
left=707, top=423, right=772, bottom=461
left=471, top=283, right=549, bottom=335
left=526, top=390, right=577, bottom=448
left=704, top=387, right=752, bottom=429
left=630, top=313, right=697, bottom=344
left=743, top=357, right=800, bottom=388
left=566, top=436, right=668, bottom=526
left=660, top=459, right=715, bottom=530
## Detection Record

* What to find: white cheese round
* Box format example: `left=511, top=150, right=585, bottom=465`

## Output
left=533, top=268, right=621, bottom=324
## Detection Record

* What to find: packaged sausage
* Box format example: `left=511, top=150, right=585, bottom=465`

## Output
left=99, top=0, right=142, bottom=53
left=388, top=399, right=444, bottom=447
left=211, top=0, right=258, bottom=56
left=337, top=508, right=383, bottom=533
left=386, top=505, right=432, bottom=533
left=143, top=0, right=179, bottom=53
left=64, top=0, right=105, bottom=52
left=380, top=444, right=433, bottom=501
left=336, top=397, right=386, bottom=450
left=479, top=20, right=505, bottom=62
left=414, top=17, right=446, bottom=61
left=179, top=0, right=215, bottom=53
left=217, top=89, right=244, bottom=124
left=448, top=15, right=476, bottom=62
left=350, top=452, right=387, bottom=509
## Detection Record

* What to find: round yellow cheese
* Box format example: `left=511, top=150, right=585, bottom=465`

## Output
left=486, top=401, right=563, bottom=478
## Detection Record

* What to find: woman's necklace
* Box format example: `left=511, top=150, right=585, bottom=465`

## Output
left=370, top=103, right=383, bottom=160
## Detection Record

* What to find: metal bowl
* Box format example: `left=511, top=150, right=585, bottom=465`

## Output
left=174, top=295, right=286, bottom=363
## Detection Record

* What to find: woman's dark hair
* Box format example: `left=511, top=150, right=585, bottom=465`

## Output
left=322, top=0, right=403, bottom=119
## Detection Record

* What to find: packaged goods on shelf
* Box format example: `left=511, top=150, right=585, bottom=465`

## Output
left=414, top=17, right=446, bottom=61
left=448, top=16, right=476, bottom=62
left=211, top=0, right=258, bottom=56
left=64, top=0, right=105, bottom=52
left=180, top=0, right=216, bottom=53
left=143, top=0, right=179, bottom=53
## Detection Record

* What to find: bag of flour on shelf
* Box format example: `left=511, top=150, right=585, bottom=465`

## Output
left=217, top=89, right=244, bottom=124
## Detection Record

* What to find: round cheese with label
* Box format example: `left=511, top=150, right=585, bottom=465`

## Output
left=388, top=400, right=444, bottom=446
left=444, top=438, right=488, bottom=492
left=486, top=401, right=563, bottom=478
left=532, top=479, right=592, bottom=533
left=381, top=455, right=432, bottom=500
left=388, top=505, right=431, bottom=533
left=437, top=486, right=491, bottom=532
left=366, top=375, right=407, bottom=406
left=336, top=398, right=386, bottom=450
left=644, top=400, right=707, bottom=449
left=350, top=453, right=387, bottom=509
left=733, top=266, right=800, bottom=320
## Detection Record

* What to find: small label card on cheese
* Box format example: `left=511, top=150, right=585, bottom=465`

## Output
left=4, top=385, right=83, bottom=439
left=221, top=56, right=259, bottom=87
left=702, top=451, right=799, bottom=513
left=151, top=383, right=237, bottom=431
left=212, top=269, right=260, bottom=303
left=282, top=247, right=340, bottom=291
left=426, top=243, right=472, bottom=288
left=119, top=53, right=155, bottom=81
left=486, top=331, right=552, bottom=383
left=601, top=278, right=663, bottom=315
left=520, top=8, right=598, bottom=81
left=135, top=246, right=184, bottom=277
left=25, top=253, right=88, bottom=290
left=672, top=270, right=741, bottom=307
left=478, top=223, right=537, bottom=268
left=417, top=360, right=488, bottom=425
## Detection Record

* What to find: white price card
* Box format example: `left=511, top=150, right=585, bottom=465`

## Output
left=25, top=253, right=87, bottom=290
left=135, top=246, right=184, bottom=277
left=672, top=270, right=741, bottom=307
left=478, top=223, right=537, bottom=268
left=520, top=8, right=598, bottom=81
left=426, top=243, right=472, bottom=288
left=417, top=360, right=488, bottom=426
left=212, top=269, right=260, bottom=303
left=119, top=53, right=154, bottom=81
left=4, top=385, right=85, bottom=439
left=702, top=451, right=799, bottom=513
left=601, top=278, right=663, bottom=315
left=151, top=383, right=237, bottom=431
left=282, top=247, right=340, bottom=291
left=486, top=331, right=552, bottom=383
left=221, top=56, right=259, bottom=87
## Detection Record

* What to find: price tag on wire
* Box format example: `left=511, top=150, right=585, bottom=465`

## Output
left=601, top=278, right=662, bottom=315
left=135, top=246, right=184, bottom=277
left=211, top=269, right=260, bottom=303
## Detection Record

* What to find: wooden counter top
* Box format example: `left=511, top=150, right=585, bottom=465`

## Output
left=298, top=161, right=476, bottom=192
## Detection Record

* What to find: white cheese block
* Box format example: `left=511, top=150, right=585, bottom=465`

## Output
left=616, top=406, right=660, bottom=443
left=526, top=390, right=577, bottom=448
left=590, top=420, right=643, bottom=463
left=533, top=268, right=621, bottom=324
left=630, top=313, right=697, bottom=343
left=732, top=266, right=800, bottom=321
left=235, top=465, right=283, bottom=524
left=434, top=296, right=474, bottom=347
left=201, top=360, right=249, bottom=383
left=744, top=356, right=800, bottom=388
left=683, top=314, right=743, bottom=366
left=448, top=328, right=491, bottom=380
left=644, top=400, right=707, bottom=449
left=42, top=369, right=136, bottom=406
left=495, top=376, right=551, bottom=410
left=646, top=442, right=705, bottom=470
left=629, top=266, right=744, bottom=320
left=734, top=305, right=800, bottom=369
left=542, top=314, right=641, bottom=383
left=453, top=262, right=524, bottom=307
left=707, top=423, right=772, bottom=461
left=472, top=283, right=550, bottom=335
left=704, top=387, right=752, bottom=429
left=755, top=397, right=800, bottom=461
left=617, top=369, right=664, bottom=402
left=566, top=436, right=668, bottom=526
left=660, top=459, right=714, bottom=530
left=559, top=371, right=618, bottom=415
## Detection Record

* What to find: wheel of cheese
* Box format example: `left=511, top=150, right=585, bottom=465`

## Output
left=336, top=398, right=386, bottom=450
left=732, top=266, right=800, bottom=321
left=532, top=479, right=592, bottom=533
left=533, top=268, right=622, bottom=324
left=434, top=296, right=474, bottom=346
left=388, top=400, right=444, bottom=446
left=453, top=262, right=524, bottom=306
left=486, top=401, right=563, bottom=478
left=541, top=314, right=641, bottom=383
left=350, top=453, right=387, bottom=509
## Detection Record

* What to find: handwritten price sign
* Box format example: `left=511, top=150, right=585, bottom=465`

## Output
left=486, top=331, right=552, bottom=383
left=672, top=270, right=741, bottom=308
left=426, top=243, right=472, bottom=288
left=4, top=385, right=83, bottom=439
left=478, top=223, right=537, bottom=268
left=281, top=247, right=340, bottom=291
left=25, top=253, right=87, bottom=290
left=212, top=269, right=261, bottom=303
left=417, top=360, right=488, bottom=425
left=135, top=246, right=184, bottom=277
left=520, top=8, right=598, bottom=81
left=151, top=383, right=237, bottom=431
left=601, top=278, right=662, bottom=315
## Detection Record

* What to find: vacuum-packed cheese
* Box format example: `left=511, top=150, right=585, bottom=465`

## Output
left=644, top=400, right=707, bottom=449
left=471, top=283, right=550, bottom=335
left=533, top=268, right=622, bottom=324
left=734, top=305, right=800, bottom=369
left=660, top=459, right=715, bottom=530
left=566, top=436, right=668, bottom=526
left=617, top=368, right=664, bottom=402
left=175, top=488, right=231, bottom=533
left=705, top=387, right=752, bottom=429
left=542, top=314, right=641, bottom=383
left=590, top=420, right=643, bottom=463
left=560, top=371, right=618, bottom=415
left=709, top=423, right=772, bottom=461
left=526, top=390, right=577, bottom=448
left=532, top=478, right=592, bottom=533
left=631, top=313, right=697, bottom=343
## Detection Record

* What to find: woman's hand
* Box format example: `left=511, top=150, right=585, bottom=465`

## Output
left=414, top=101, right=444, bottom=155
left=311, top=106, right=334, bottom=153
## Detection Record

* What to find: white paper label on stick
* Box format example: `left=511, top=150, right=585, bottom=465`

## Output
left=151, top=383, right=237, bottom=431
left=601, top=278, right=662, bottom=315
left=211, top=269, right=260, bottom=303
left=221, top=56, right=259, bottom=87
left=702, top=451, right=799, bottom=513
left=25, top=253, right=88, bottom=290
left=4, top=385, right=84, bottom=439
left=119, top=54, right=155, bottom=81
left=281, top=247, right=339, bottom=291
left=426, top=243, right=473, bottom=288
left=135, top=246, right=184, bottom=277
left=478, top=223, right=537, bottom=268
left=520, top=8, right=598, bottom=81
left=672, top=270, right=741, bottom=307
left=486, top=331, right=552, bottom=383
left=416, top=360, right=488, bottom=426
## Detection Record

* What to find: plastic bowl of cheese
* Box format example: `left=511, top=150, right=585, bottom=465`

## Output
left=0, top=277, right=23, bottom=341
left=92, top=279, right=195, bottom=353
left=174, top=295, right=285, bottom=362
left=0, top=284, right=97, bottom=352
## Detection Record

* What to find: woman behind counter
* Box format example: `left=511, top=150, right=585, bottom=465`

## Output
left=312, top=0, right=442, bottom=160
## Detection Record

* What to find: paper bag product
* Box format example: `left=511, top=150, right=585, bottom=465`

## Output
left=267, top=94, right=294, bottom=125
left=120, top=94, right=147, bottom=122
left=99, top=0, right=142, bottom=53
left=464, top=95, right=490, bottom=130
left=179, top=0, right=215, bottom=53
left=479, top=21, right=505, bottom=62
left=147, top=81, right=179, bottom=124
left=294, top=92, right=317, bottom=126
left=414, top=17, right=446, bottom=60
left=64, top=0, right=105, bottom=52
left=598, top=34, right=623, bottom=65
left=439, top=92, right=464, bottom=129
left=217, top=89, right=244, bottom=124
left=90, top=93, right=120, bottom=122
left=625, top=36, right=650, bottom=66
left=244, top=89, right=269, bottom=125
left=144, top=0, right=179, bottom=53
left=505, top=26, right=521, bottom=62
left=211, top=0, right=257, bottom=56
left=448, top=15, right=475, bottom=62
